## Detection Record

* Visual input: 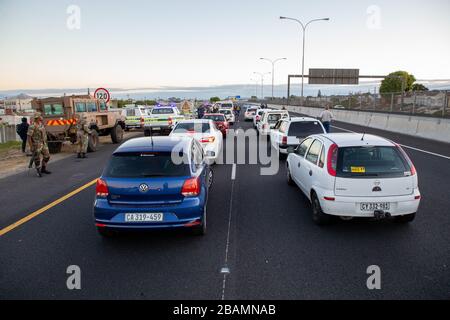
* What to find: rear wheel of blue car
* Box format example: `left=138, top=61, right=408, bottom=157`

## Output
left=192, top=207, right=207, bottom=236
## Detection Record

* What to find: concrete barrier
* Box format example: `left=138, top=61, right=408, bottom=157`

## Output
left=268, top=104, right=450, bottom=144
left=0, top=125, right=20, bottom=144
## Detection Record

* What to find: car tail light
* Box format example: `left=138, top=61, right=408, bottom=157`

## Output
left=415, top=195, right=421, bottom=200
left=96, top=179, right=109, bottom=197
left=168, top=117, right=173, bottom=126
left=200, top=136, right=215, bottom=143
left=324, top=197, right=335, bottom=201
left=396, top=145, right=416, bottom=176
left=140, top=117, right=145, bottom=123
left=327, top=144, right=338, bottom=177
left=282, top=136, right=287, bottom=145
left=256, top=115, right=260, bottom=121
left=181, top=177, right=201, bottom=197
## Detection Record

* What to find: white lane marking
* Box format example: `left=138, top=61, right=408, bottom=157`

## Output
left=231, top=164, right=236, bottom=180
left=221, top=177, right=235, bottom=300
left=332, top=125, right=450, bottom=161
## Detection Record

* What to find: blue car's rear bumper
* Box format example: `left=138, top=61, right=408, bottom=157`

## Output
left=93, top=197, right=205, bottom=230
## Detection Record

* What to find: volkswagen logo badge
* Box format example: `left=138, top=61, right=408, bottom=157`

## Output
left=139, top=183, right=149, bottom=193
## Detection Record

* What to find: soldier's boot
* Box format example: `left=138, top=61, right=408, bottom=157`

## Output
left=82, top=153, right=87, bottom=159
left=77, top=153, right=82, bottom=159
left=36, top=168, right=42, bottom=178
left=41, top=166, right=52, bottom=174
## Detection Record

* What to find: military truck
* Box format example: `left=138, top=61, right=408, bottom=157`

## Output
left=31, top=95, right=125, bottom=154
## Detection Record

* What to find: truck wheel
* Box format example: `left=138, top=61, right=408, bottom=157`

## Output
left=48, top=141, right=63, bottom=154
left=88, top=130, right=99, bottom=152
left=111, top=124, right=123, bottom=144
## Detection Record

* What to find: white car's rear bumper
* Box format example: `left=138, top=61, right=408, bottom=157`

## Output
left=319, top=192, right=421, bottom=217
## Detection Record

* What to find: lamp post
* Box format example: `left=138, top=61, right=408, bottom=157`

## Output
left=250, top=78, right=259, bottom=98
left=280, top=16, right=330, bottom=104
left=253, top=72, right=271, bottom=100
left=259, top=57, right=287, bottom=100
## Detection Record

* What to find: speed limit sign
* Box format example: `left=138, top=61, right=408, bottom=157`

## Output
left=94, top=88, right=110, bottom=103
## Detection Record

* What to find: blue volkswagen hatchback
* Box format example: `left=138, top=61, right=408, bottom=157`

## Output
left=94, top=136, right=213, bottom=237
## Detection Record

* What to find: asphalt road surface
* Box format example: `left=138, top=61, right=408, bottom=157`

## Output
left=1, top=113, right=449, bottom=299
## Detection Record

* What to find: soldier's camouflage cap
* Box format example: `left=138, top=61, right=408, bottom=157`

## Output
left=34, top=112, right=42, bottom=119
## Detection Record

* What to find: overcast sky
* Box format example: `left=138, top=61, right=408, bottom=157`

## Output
left=1, top=0, right=449, bottom=90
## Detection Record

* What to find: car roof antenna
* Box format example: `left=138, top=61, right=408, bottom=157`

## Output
left=361, top=132, right=366, bottom=141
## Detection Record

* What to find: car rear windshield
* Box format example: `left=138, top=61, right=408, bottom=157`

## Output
left=221, top=104, right=233, bottom=108
left=220, top=110, right=231, bottom=115
left=203, top=115, right=225, bottom=122
left=104, top=152, right=190, bottom=178
left=266, top=113, right=284, bottom=123
left=173, top=122, right=211, bottom=133
left=288, top=121, right=324, bottom=137
left=337, top=146, right=411, bottom=178
left=152, top=108, right=174, bottom=115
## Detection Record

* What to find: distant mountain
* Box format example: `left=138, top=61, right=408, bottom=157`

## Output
left=1, top=81, right=449, bottom=100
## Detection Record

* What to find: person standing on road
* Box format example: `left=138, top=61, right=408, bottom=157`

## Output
left=319, top=106, right=334, bottom=133
left=76, top=116, right=91, bottom=159
left=27, top=113, right=51, bottom=177
left=16, top=117, right=29, bottom=153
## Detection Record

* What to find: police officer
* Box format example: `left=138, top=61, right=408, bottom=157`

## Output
left=76, top=116, right=91, bottom=159
left=27, top=113, right=51, bottom=177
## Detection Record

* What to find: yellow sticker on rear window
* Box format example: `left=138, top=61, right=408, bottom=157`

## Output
left=351, top=166, right=366, bottom=173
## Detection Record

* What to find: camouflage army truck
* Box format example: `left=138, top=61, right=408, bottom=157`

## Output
left=31, top=95, right=125, bottom=154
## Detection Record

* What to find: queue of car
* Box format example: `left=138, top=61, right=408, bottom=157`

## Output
left=94, top=102, right=421, bottom=238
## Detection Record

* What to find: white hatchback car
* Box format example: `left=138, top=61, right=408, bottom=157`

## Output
left=271, top=117, right=326, bottom=158
left=286, top=133, right=421, bottom=225
left=170, top=119, right=223, bottom=164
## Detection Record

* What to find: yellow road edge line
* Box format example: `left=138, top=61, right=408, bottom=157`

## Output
left=0, top=178, right=99, bottom=237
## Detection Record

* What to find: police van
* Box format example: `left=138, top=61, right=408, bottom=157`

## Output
left=122, top=105, right=151, bottom=131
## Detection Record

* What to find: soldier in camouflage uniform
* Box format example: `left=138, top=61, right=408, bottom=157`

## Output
left=76, top=115, right=91, bottom=159
left=27, top=113, right=51, bottom=177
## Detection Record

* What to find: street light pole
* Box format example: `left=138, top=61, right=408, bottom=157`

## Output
left=280, top=16, right=330, bottom=104
left=253, top=72, right=271, bottom=100
left=260, top=58, right=287, bottom=100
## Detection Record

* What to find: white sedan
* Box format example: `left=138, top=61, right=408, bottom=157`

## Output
left=170, top=119, right=223, bottom=164
left=286, top=133, right=421, bottom=225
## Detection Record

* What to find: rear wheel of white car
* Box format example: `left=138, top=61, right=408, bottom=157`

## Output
left=394, top=213, right=416, bottom=224
left=286, top=164, right=294, bottom=186
left=311, top=193, right=332, bottom=226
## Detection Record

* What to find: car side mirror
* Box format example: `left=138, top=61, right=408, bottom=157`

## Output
left=205, top=151, right=215, bottom=157
left=287, top=146, right=295, bottom=154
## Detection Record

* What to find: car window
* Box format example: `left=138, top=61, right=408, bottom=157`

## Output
left=173, top=122, right=211, bottom=133
left=99, top=102, right=107, bottom=111
left=152, top=108, right=174, bottom=115
left=126, top=109, right=135, bottom=117
left=203, top=114, right=225, bottom=122
left=337, top=146, right=411, bottom=178
left=75, top=102, right=86, bottom=113
left=306, top=140, right=322, bottom=165
left=104, top=152, right=190, bottom=178
left=87, top=102, right=97, bottom=112
left=288, top=121, right=325, bottom=137
left=44, top=104, right=64, bottom=116
left=319, top=145, right=325, bottom=168
left=296, top=138, right=313, bottom=157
